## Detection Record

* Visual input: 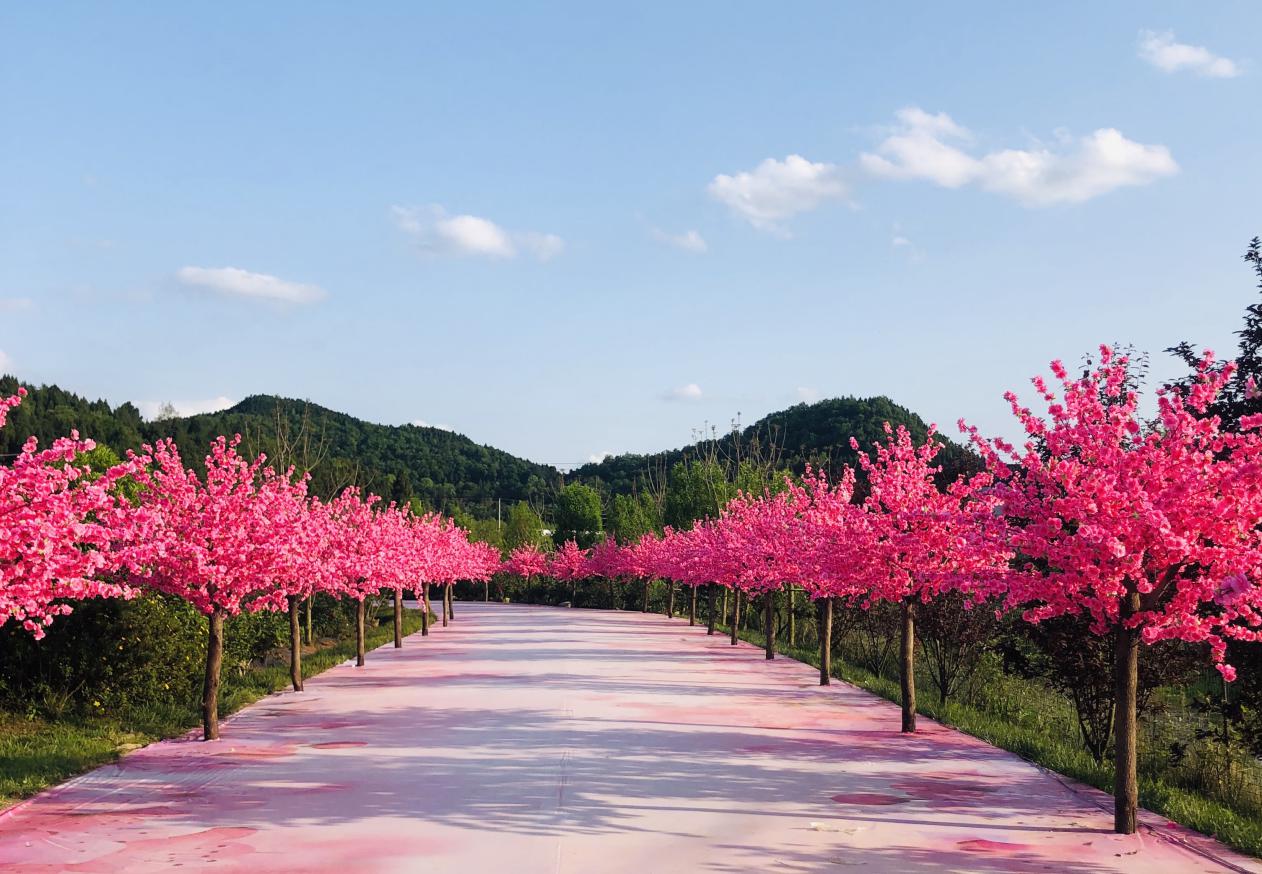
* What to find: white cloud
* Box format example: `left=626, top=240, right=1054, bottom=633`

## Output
left=891, top=235, right=911, bottom=247
left=588, top=451, right=614, bottom=463
left=1138, top=30, right=1241, bottom=78
left=392, top=205, right=564, bottom=262
left=410, top=419, right=453, bottom=431
left=0, top=297, right=34, bottom=312
left=432, top=213, right=515, bottom=258
left=861, top=108, right=1177, bottom=205
left=0, top=349, right=11, bottom=373
left=708, top=155, right=848, bottom=233
left=136, top=396, right=236, bottom=421
left=663, top=383, right=704, bottom=402
left=795, top=387, right=820, bottom=403
left=650, top=227, right=708, bottom=253
left=519, top=232, right=566, bottom=262
left=860, top=108, right=979, bottom=188
left=176, top=267, right=327, bottom=304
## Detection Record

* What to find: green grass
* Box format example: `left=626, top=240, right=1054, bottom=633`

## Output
left=718, top=620, right=1262, bottom=860
left=0, top=609, right=424, bottom=808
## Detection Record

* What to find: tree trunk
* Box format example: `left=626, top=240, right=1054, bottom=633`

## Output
left=202, top=609, right=224, bottom=741
left=1113, top=591, right=1141, bottom=835
left=721, top=588, right=728, bottom=624
left=356, top=598, right=367, bottom=667
left=642, top=579, right=650, bottom=612
left=730, top=589, right=740, bottom=646
left=446, top=583, right=454, bottom=622
left=665, top=581, right=675, bottom=617
left=764, top=590, right=776, bottom=660
left=788, top=586, right=796, bottom=647
left=304, top=595, right=313, bottom=646
left=442, top=584, right=449, bottom=627
left=900, top=598, right=916, bottom=733
left=689, top=587, right=697, bottom=626
left=288, top=596, right=304, bottom=692
left=819, top=597, right=832, bottom=685
left=706, top=584, right=717, bottom=635
left=393, top=589, right=403, bottom=648
left=421, top=585, right=430, bottom=636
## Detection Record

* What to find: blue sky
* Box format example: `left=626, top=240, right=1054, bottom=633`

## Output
left=2, top=3, right=1259, bottom=467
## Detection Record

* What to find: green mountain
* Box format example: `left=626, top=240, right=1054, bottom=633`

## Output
left=0, top=376, right=978, bottom=517
left=0, top=378, right=558, bottom=515
left=569, top=396, right=981, bottom=495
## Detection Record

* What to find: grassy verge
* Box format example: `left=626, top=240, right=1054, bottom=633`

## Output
left=717, top=620, right=1262, bottom=859
left=0, top=609, right=424, bottom=808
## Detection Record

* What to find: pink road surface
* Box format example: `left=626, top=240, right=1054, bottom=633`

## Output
left=0, top=603, right=1258, bottom=873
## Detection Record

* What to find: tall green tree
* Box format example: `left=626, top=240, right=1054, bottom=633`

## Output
left=608, top=492, right=659, bottom=544
left=663, top=460, right=730, bottom=529
left=553, top=483, right=603, bottom=548
left=502, top=500, right=547, bottom=551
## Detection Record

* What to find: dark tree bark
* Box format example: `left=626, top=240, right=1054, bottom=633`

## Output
left=421, top=584, right=430, bottom=636
left=442, top=584, right=449, bottom=627
left=819, top=597, right=833, bottom=686
left=764, top=590, right=776, bottom=660
left=446, top=583, right=454, bottom=622
left=288, top=595, right=304, bottom=691
left=484, top=580, right=490, bottom=602
left=900, top=598, right=916, bottom=733
left=202, top=609, right=224, bottom=741
left=689, top=586, right=697, bottom=626
left=355, top=598, right=367, bottom=667
left=1113, top=591, right=1140, bottom=834
left=730, top=588, right=740, bottom=646
left=642, top=578, right=650, bottom=612
left=304, top=595, right=313, bottom=646
left=706, top=584, right=717, bottom=635
left=665, top=581, right=675, bottom=617
left=393, top=589, right=403, bottom=648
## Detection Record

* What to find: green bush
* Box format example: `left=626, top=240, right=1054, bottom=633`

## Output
left=0, top=593, right=292, bottom=718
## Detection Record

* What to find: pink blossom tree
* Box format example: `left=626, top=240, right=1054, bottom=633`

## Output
left=963, top=346, right=1262, bottom=833
left=245, top=469, right=317, bottom=691
left=504, top=543, right=548, bottom=602
left=0, top=388, right=143, bottom=639
left=851, top=424, right=1007, bottom=734
left=549, top=539, right=588, bottom=606
left=126, top=436, right=305, bottom=740
left=583, top=536, right=626, bottom=607
left=324, top=488, right=383, bottom=666
left=788, top=466, right=865, bottom=684
left=714, top=488, right=804, bottom=660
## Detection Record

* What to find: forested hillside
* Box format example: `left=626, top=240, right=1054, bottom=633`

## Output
left=0, top=377, right=977, bottom=519
left=0, top=379, right=559, bottom=515
left=570, top=395, right=980, bottom=496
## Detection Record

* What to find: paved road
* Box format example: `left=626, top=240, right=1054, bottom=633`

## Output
left=0, top=603, right=1257, bottom=873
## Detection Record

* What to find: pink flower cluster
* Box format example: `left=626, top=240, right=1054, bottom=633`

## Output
left=0, top=390, right=144, bottom=638
left=962, top=346, right=1262, bottom=679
